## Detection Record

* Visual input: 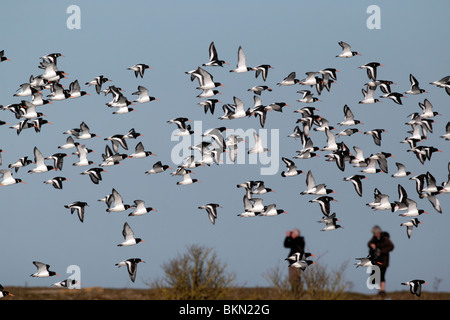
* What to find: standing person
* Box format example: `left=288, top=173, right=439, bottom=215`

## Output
left=284, top=228, right=305, bottom=293
left=368, top=225, right=394, bottom=297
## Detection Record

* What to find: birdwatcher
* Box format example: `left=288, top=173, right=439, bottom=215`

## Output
left=368, top=225, right=394, bottom=297
left=284, top=228, right=305, bottom=293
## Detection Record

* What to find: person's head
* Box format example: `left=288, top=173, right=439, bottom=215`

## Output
left=291, top=228, right=300, bottom=238
left=371, top=225, right=382, bottom=238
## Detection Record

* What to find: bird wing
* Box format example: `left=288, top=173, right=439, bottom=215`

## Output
left=122, top=222, right=134, bottom=240
left=208, top=41, right=218, bottom=62
left=126, top=260, right=138, bottom=282
left=0, top=169, right=13, bottom=180
left=113, top=188, right=125, bottom=206
left=237, top=46, right=247, bottom=68
left=282, top=157, right=295, bottom=168
left=233, top=96, right=244, bottom=113
left=306, top=170, right=316, bottom=190
left=343, top=104, right=354, bottom=121
left=33, top=146, right=45, bottom=167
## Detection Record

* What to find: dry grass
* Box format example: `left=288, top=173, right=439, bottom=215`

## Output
left=3, top=286, right=450, bottom=300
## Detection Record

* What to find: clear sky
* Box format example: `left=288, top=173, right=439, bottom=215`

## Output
left=0, top=0, right=449, bottom=295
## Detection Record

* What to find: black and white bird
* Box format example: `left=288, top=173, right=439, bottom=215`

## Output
left=286, top=251, right=316, bottom=265
left=400, top=218, right=423, bottom=239
left=338, top=104, right=362, bottom=126
left=28, top=146, right=54, bottom=174
left=64, top=201, right=88, bottom=223
left=366, top=188, right=396, bottom=212
left=45, top=152, right=69, bottom=171
left=297, top=90, right=320, bottom=103
left=401, top=279, right=428, bottom=297
left=369, top=152, right=394, bottom=174
left=14, top=83, right=38, bottom=97
left=364, top=129, right=386, bottom=146
left=0, top=169, right=25, bottom=186
left=81, top=167, right=106, bottom=184
left=392, top=162, right=412, bottom=178
left=145, top=161, right=172, bottom=175
left=380, top=92, right=406, bottom=105
left=129, top=200, right=156, bottom=216
left=337, top=128, right=361, bottom=138
left=359, top=85, right=380, bottom=104
left=300, top=170, right=336, bottom=196
left=118, top=222, right=144, bottom=246
left=197, top=87, right=221, bottom=100
left=289, top=259, right=315, bottom=271
left=281, top=157, right=303, bottom=177
left=193, top=67, right=224, bottom=90
left=128, top=64, right=151, bottom=78
left=44, top=176, right=69, bottom=189
left=251, top=181, right=274, bottom=195
left=277, top=72, right=300, bottom=86
left=355, top=255, right=381, bottom=268
left=0, top=284, right=13, bottom=298
left=430, top=75, right=450, bottom=95
left=225, top=134, right=246, bottom=163
left=343, top=174, right=367, bottom=197
left=176, top=170, right=200, bottom=185
left=320, top=215, right=343, bottom=231
left=132, top=85, right=158, bottom=103
left=58, top=136, right=76, bottom=150
left=85, top=75, right=111, bottom=94
left=47, top=83, right=70, bottom=101
left=405, top=74, right=427, bottom=95
left=8, top=156, right=33, bottom=173
left=248, top=132, right=270, bottom=154
left=398, top=197, right=428, bottom=218
left=317, top=212, right=340, bottom=226
left=417, top=99, right=440, bottom=118
left=116, top=258, right=145, bottom=283
left=309, top=196, right=337, bottom=217
left=73, top=143, right=94, bottom=166
left=52, top=279, right=80, bottom=289
left=336, top=41, right=360, bottom=58
left=0, top=50, right=11, bottom=62
left=107, top=188, right=133, bottom=213
left=251, top=64, right=273, bottom=82
left=259, top=203, right=287, bottom=217
left=198, top=203, right=222, bottom=225
left=168, top=117, right=194, bottom=136
left=219, top=96, right=250, bottom=120
left=230, top=46, right=252, bottom=73
left=31, top=261, right=59, bottom=277
left=67, top=121, right=98, bottom=140
left=359, top=62, right=383, bottom=81
left=130, top=141, right=156, bottom=159
left=104, top=134, right=129, bottom=153
left=266, top=102, right=289, bottom=113
left=203, top=41, right=227, bottom=67
left=198, top=98, right=220, bottom=114
left=248, top=85, right=272, bottom=95
left=68, top=79, right=89, bottom=98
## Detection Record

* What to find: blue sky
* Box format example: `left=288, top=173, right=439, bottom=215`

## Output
left=0, top=1, right=449, bottom=295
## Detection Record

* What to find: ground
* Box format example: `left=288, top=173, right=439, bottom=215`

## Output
left=2, top=286, right=450, bottom=300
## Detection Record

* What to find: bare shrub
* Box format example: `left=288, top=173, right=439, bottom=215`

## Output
left=264, top=254, right=353, bottom=300
left=148, top=244, right=236, bottom=300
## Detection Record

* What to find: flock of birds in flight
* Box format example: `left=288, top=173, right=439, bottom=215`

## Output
left=0, top=39, right=449, bottom=297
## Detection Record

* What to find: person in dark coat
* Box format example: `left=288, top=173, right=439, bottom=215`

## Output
left=284, top=228, right=305, bottom=293
left=368, top=225, right=394, bottom=297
